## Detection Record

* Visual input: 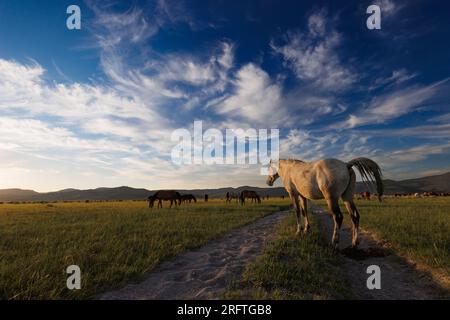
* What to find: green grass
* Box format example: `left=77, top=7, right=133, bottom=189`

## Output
left=225, top=212, right=352, bottom=300
left=316, top=197, right=450, bottom=276
left=0, top=199, right=288, bottom=300
left=3, top=197, right=447, bottom=300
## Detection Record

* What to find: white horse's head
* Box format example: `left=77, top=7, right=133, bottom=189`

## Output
left=266, top=159, right=280, bottom=186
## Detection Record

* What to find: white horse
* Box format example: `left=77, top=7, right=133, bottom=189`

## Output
left=266, top=158, right=383, bottom=248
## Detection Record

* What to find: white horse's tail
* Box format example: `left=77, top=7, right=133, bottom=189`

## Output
left=347, top=157, right=384, bottom=202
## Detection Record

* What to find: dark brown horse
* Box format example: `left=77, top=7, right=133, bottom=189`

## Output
left=226, top=192, right=240, bottom=203
left=148, top=190, right=181, bottom=208
left=180, top=194, right=197, bottom=203
left=240, top=190, right=261, bottom=205
left=360, top=191, right=371, bottom=200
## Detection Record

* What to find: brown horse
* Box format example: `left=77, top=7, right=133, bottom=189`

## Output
left=266, top=158, right=383, bottom=248
left=226, top=192, right=240, bottom=203
left=240, top=190, right=261, bottom=205
left=180, top=194, right=197, bottom=203
left=148, top=190, right=182, bottom=208
left=360, top=191, right=371, bottom=200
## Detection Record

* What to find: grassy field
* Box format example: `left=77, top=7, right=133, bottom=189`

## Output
left=0, top=199, right=288, bottom=299
left=316, top=197, right=450, bottom=277
left=227, top=197, right=450, bottom=299
left=225, top=213, right=352, bottom=299
left=1, top=197, right=448, bottom=300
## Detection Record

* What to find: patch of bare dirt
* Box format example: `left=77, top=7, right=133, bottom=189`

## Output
left=98, top=210, right=289, bottom=300
left=312, top=204, right=450, bottom=300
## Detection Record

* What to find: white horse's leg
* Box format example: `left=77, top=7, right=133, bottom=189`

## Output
left=291, top=194, right=301, bottom=235
left=326, top=198, right=343, bottom=249
left=344, top=200, right=360, bottom=248
left=300, top=196, right=310, bottom=234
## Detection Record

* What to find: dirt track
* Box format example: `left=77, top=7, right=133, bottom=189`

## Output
left=99, top=210, right=288, bottom=300
left=99, top=204, right=449, bottom=300
left=313, top=204, right=450, bottom=299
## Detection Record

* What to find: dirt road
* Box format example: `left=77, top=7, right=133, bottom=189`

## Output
left=99, top=204, right=449, bottom=300
left=312, top=204, right=450, bottom=299
left=99, top=210, right=288, bottom=300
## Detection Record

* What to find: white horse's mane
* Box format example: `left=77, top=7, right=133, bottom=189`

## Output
left=280, top=158, right=305, bottom=164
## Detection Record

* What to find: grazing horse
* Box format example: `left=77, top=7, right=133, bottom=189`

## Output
left=240, top=190, right=261, bottom=205
left=360, top=191, right=371, bottom=200
left=180, top=194, right=197, bottom=204
left=226, top=192, right=240, bottom=203
left=266, top=158, right=383, bottom=248
left=148, top=190, right=182, bottom=208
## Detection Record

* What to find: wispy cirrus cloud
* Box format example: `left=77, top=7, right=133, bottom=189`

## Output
left=1, top=1, right=449, bottom=191
left=272, top=10, right=356, bottom=92
left=375, top=0, right=404, bottom=18
left=370, top=68, right=417, bottom=91
left=340, top=78, right=450, bottom=128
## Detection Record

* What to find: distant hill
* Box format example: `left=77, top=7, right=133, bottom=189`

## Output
left=0, top=186, right=151, bottom=202
left=0, top=172, right=449, bottom=202
left=0, top=189, right=40, bottom=201
left=356, top=172, right=450, bottom=194
left=0, top=186, right=287, bottom=202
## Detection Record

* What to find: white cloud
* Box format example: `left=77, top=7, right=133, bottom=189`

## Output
left=360, top=123, right=450, bottom=139
left=280, top=129, right=374, bottom=162
left=212, top=63, right=287, bottom=125
left=428, top=112, right=450, bottom=124
left=272, top=10, right=356, bottom=92
left=370, top=68, right=417, bottom=90
left=341, top=78, right=450, bottom=128
left=371, top=142, right=450, bottom=179
left=388, top=144, right=448, bottom=162
left=1, top=3, right=449, bottom=191
left=152, top=42, right=234, bottom=88
left=376, top=0, right=403, bottom=17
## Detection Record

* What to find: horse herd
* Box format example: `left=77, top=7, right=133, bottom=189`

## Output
left=357, top=191, right=450, bottom=200
left=147, top=156, right=391, bottom=249
left=226, top=190, right=262, bottom=204
left=147, top=190, right=196, bottom=208
left=147, top=189, right=263, bottom=208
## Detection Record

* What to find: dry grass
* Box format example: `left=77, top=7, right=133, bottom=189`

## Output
left=0, top=199, right=288, bottom=299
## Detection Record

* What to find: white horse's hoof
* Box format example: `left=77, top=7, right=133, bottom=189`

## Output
left=303, top=225, right=310, bottom=234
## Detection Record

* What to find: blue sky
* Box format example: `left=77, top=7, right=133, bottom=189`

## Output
left=0, top=0, right=449, bottom=191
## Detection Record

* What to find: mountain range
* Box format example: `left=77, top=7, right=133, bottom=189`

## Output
left=0, top=172, right=449, bottom=202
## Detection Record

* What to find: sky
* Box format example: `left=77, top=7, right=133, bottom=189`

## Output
left=0, top=0, right=449, bottom=192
